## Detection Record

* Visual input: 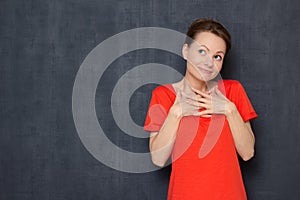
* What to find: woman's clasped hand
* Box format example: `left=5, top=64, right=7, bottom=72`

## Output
left=172, top=80, right=233, bottom=118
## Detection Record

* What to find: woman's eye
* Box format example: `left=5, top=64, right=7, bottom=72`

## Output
left=198, top=49, right=206, bottom=55
left=214, top=55, right=223, bottom=61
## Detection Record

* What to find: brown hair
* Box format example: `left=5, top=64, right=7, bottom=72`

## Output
left=185, top=18, right=232, bottom=52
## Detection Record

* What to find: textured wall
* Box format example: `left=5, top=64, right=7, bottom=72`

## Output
left=1, top=0, right=300, bottom=199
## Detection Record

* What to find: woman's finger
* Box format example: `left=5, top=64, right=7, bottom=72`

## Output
left=201, top=114, right=212, bottom=118
left=185, top=99, right=209, bottom=109
left=193, top=109, right=212, bottom=116
left=199, top=96, right=211, bottom=103
left=181, top=92, right=199, bottom=101
left=191, top=87, right=211, bottom=98
left=182, top=92, right=210, bottom=104
left=192, top=112, right=211, bottom=117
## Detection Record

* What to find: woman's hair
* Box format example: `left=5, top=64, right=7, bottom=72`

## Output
left=185, top=18, right=232, bottom=52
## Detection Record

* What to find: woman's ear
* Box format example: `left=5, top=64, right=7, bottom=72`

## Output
left=182, top=43, right=189, bottom=60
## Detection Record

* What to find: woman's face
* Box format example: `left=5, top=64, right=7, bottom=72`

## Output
left=182, top=31, right=227, bottom=82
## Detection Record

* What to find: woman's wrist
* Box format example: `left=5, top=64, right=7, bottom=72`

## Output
left=169, top=104, right=183, bottom=120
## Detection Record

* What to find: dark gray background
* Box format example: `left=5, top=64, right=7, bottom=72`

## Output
left=1, top=0, right=300, bottom=199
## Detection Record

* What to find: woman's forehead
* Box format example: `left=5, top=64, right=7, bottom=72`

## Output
left=192, top=32, right=226, bottom=53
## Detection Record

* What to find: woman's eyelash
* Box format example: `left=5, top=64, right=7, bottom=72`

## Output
left=214, top=55, right=223, bottom=61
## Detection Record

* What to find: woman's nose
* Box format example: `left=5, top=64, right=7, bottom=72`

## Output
left=203, top=55, right=213, bottom=67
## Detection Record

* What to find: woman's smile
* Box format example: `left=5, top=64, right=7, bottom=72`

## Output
left=196, top=65, right=214, bottom=76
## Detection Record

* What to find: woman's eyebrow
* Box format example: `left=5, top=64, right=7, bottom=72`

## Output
left=199, top=45, right=209, bottom=50
left=216, top=50, right=225, bottom=55
left=200, top=45, right=225, bottom=55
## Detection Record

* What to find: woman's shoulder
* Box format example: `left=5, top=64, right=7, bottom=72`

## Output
left=152, top=83, right=176, bottom=96
left=220, top=79, right=252, bottom=102
left=221, top=79, right=244, bottom=90
left=221, top=79, right=241, bottom=86
left=152, top=80, right=244, bottom=94
left=150, top=84, right=177, bottom=105
left=219, top=79, right=245, bottom=97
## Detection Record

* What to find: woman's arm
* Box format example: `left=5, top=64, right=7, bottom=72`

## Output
left=189, top=87, right=256, bottom=161
left=148, top=82, right=204, bottom=167
left=226, top=102, right=255, bottom=161
left=149, top=104, right=181, bottom=167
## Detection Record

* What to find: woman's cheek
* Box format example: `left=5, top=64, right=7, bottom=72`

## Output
left=215, top=62, right=223, bottom=71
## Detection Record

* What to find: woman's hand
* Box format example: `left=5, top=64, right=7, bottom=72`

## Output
left=184, top=86, right=235, bottom=117
left=171, top=89, right=203, bottom=119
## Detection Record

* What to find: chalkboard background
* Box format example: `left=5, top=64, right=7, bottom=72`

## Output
left=1, top=0, right=300, bottom=199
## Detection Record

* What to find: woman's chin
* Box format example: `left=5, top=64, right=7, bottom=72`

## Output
left=195, top=73, right=218, bottom=82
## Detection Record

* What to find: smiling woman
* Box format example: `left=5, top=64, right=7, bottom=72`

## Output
left=144, top=18, right=258, bottom=200
left=183, top=31, right=227, bottom=83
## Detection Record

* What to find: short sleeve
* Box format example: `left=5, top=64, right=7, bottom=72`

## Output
left=143, top=85, right=175, bottom=132
left=230, top=81, right=258, bottom=122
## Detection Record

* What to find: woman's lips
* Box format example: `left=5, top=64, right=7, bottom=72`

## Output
left=197, top=66, right=213, bottom=75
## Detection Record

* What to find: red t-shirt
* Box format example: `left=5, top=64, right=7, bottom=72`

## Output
left=144, top=80, right=258, bottom=200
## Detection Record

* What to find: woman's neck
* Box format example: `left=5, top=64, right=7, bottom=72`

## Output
left=184, top=74, right=208, bottom=92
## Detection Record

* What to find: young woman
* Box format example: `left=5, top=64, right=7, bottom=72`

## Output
left=144, top=18, right=258, bottom=199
